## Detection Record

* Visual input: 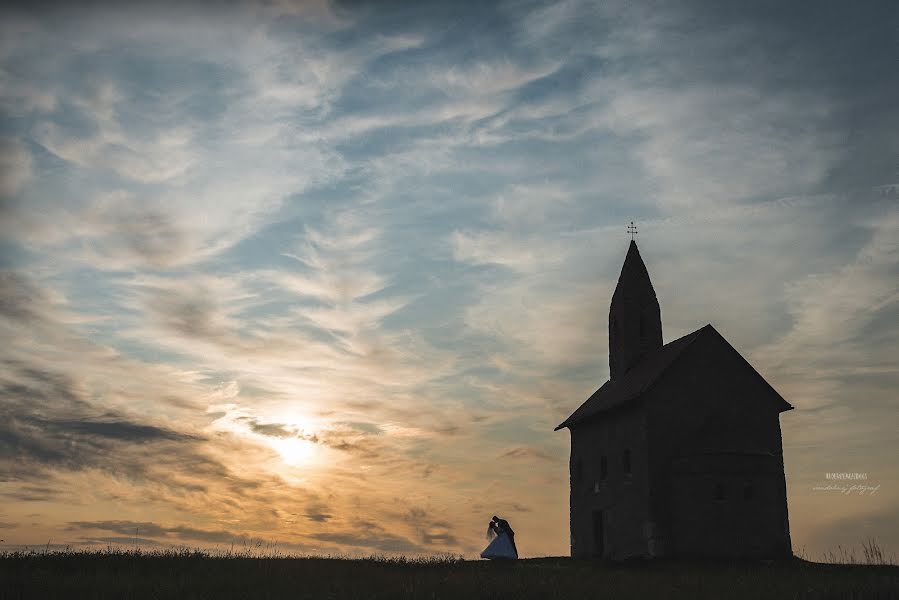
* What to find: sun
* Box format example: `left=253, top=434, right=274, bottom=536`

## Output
left=209, top=409, right=322, bottom=467
left=268, top=436, right=317, bottom=466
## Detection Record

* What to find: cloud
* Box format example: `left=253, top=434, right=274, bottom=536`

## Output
left=29, top=417, right=199, bottom=443
left=243, top=419, right=297, bottom=439
left=761, top=208, right=899, bottom=378
left=68, top=521, right=168, bottom=537
left=309, top=521, right=422, bottom=554
left=67, top=520, right=247, bottom=545
left=0, top=0, right=896, bottom=560
left=1, top=485, right=59, bottom=502
left=305, top=506, right=333, bottom=523
left=61, top=194, right=189, bottom=269
left=338, top=422, right=384, bottom=435
left=499, top=446, right=561, bottom=463
left=0, top=360, right=212, bottom=486
left=213, top=410, right=386, bottom=460
left=395, top=507, right=460, bottom=547
left=0, top=137, right=32, bottom=198
left=0, top=271, right=56, bottom=323
left=420, top=525, right=457, bottom=547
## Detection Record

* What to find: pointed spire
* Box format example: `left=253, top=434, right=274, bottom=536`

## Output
left=609, top=241, right=662, bottom=380
left=614, top=241, right=655, bottom=299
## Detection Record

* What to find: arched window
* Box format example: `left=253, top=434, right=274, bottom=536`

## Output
left=622, top=449, right=632, bottom=476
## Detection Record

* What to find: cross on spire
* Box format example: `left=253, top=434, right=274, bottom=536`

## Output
left=628, top=221, right=638, bottom=241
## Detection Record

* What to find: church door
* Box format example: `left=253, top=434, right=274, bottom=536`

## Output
left=592, top=510, right=604, bottom=558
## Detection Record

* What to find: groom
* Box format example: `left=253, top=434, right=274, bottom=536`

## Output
left=490, top=515, right=517, bottom=557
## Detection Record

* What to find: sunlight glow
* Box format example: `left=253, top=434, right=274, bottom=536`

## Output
left=207, top=406, right=323, bottom=467
left=269, top=436, right=317, bottom=466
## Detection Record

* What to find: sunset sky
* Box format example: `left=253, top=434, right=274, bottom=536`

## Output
left=1, top=1, right=897, bottom=558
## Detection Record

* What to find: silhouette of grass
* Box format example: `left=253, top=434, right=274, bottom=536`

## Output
left=794, top=538, right=897, bottom=566
left=1, top=545, right=897, bottom=599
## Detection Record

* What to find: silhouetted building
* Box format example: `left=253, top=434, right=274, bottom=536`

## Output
left=556, top=241, right=792, bottom=560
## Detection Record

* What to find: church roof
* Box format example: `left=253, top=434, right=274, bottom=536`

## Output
left=555, top=326, right=706, bottom=431
left=554, top=324, right=792, bottom=431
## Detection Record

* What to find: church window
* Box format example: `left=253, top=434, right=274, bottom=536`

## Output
left=622, top=449, right=632, bottom=475
left=600, top=456, right=608, bottom=480
left=714, top=482, right=726, bottom=501
left=743, top=482, right=753, bottom=500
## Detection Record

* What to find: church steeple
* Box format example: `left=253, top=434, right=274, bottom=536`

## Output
left=609, top=240, right=662, bottom=380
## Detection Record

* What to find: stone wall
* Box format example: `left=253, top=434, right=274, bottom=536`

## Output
left=644, top=331, right=792, bottom=558
left=569, top=405, right=652, bottom=559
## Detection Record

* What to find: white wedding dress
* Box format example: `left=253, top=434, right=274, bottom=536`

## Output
left=480, top=531, right=518, bottom=559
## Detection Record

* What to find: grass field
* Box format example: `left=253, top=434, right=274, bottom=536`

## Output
left=2, top=549, right=899, bottom=599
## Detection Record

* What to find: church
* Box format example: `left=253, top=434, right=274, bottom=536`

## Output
left=555, top=239, right=793, bottom=560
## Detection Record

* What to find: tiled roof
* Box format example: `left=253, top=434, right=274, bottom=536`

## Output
left=554, top=325, right=709, bottom=430
left=555, top=323, right=793, bottom=430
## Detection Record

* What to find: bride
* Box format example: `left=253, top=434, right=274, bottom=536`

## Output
left=480, top=515, right=518, bottom=559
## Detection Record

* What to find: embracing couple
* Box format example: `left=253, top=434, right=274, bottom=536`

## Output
left=480, top=515, right=518, bottom=560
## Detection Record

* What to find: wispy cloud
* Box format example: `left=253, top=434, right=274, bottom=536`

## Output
left=1, top=0, right=896, bottom=558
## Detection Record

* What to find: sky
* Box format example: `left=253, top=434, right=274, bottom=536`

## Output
left=1, top=0, right=897, bottom=559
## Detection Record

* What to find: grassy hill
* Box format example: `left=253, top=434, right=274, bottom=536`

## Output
left=2, top=550, right=898, bottom=599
